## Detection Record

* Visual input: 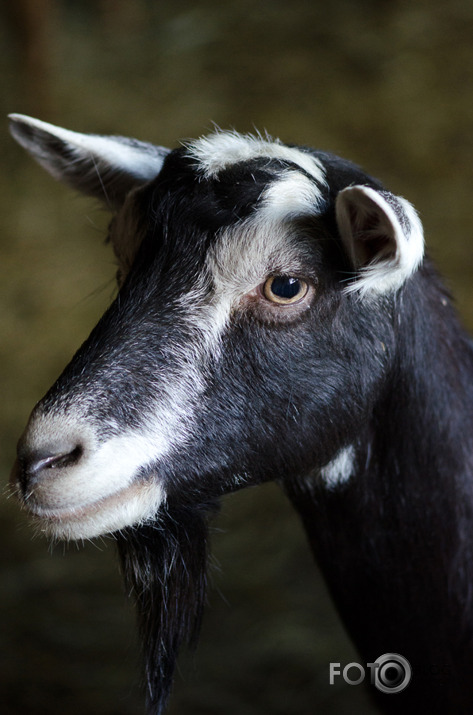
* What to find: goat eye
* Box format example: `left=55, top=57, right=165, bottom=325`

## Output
left=263, top=276, right=309, bottom=304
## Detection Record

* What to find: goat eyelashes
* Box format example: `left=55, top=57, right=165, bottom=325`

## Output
left=10, top=115, right=473, bottom=715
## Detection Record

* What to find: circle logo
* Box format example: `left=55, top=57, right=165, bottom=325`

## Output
left=372, top=653, right=412, bottom=694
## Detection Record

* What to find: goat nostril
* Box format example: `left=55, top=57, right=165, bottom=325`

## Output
left=32, top=445, right=84, bottom=473
left=15, top=445, right=84, bottom=495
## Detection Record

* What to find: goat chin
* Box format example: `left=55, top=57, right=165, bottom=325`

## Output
left=115, top=500, right=217, bottom=715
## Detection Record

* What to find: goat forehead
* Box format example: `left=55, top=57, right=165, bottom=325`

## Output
left=116, top=152, right=330, bottom=309
left=147, top=153, right=327, bottom=249
left=148, top=169, right=321, bottom=292
left=157, top=142, right=327, bottom=220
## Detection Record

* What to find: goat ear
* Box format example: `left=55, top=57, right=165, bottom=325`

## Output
left=8, top=114, right=170, bottom=208
left=335, top=185, right=424, bottom=296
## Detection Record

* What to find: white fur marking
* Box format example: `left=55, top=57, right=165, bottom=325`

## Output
left=262, top=170, right=325, bottom=217
left=320, top=445, right=356, bottom=488
left=33, top=478, right=165, bottom=541
left=185, top=130, right=326, bottom=185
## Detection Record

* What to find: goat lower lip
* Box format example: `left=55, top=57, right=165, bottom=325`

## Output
left=22, top=475, right=149, bottom=525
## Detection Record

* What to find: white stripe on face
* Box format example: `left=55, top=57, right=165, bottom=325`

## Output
left=206, top=170, right=324, bottom=317
left=261, top=169, right=326, bottom=217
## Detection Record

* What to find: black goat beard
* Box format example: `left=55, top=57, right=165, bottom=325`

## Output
left=115, top=501, right=213, bottom=715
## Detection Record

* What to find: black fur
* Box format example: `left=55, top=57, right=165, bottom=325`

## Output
left=285, top=266, right=473, bottom=713
left=116, top=500, right=216, bottom=714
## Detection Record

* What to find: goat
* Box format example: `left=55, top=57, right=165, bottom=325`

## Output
left=8, top=113, right=473, bottom=715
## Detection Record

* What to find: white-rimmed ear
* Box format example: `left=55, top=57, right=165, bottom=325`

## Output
left=335, top=185, right=424, bottom=297
left=8, top=114, right=170, bottom=208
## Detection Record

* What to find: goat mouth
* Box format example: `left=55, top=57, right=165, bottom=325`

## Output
left=25, top=481, right=140, bottom=521
left=14, top=470, right=165, bottom=540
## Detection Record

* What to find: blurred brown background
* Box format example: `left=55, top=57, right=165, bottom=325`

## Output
left=1, top=1, right=473, bottom=713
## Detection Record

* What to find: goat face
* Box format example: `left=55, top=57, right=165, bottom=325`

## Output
left=9, top=116, right=424, bottom=541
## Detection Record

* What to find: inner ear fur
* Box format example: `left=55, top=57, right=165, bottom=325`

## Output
left=335, top=185, right=424, bottom=297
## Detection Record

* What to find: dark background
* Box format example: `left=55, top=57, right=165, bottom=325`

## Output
left=2, top=1, right=473, bottom=713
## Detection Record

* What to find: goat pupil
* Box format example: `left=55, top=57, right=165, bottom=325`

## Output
left=272, top=276, right=300, bottom=298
